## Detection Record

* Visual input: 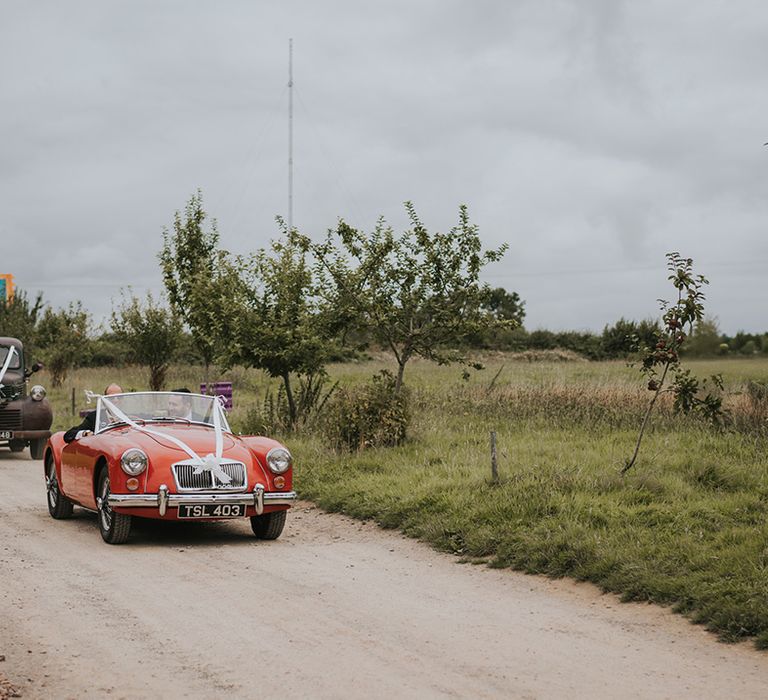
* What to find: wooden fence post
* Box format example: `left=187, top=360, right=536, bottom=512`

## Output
left=490, top=430, right=499, bottom=485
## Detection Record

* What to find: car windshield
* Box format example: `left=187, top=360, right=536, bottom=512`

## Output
left=0, top=345, right=21, bottom=370
left=95, top=392, right=230, bottom=433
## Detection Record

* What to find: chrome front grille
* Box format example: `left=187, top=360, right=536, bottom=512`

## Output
left=0, top=407, right=22, bottom=430
left=172, top=460, right=247, bottom=491
left=0, top=384, right=22, bottom=402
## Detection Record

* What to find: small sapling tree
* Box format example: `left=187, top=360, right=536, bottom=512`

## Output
left=622, top=252, right=725, bottom=474
left=160, top=191, right=222, bottom=385
left=214, top=225, right=333, bottom=429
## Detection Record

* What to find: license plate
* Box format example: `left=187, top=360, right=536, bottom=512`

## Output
left=178, top=503, right=247, bottom=519
left=0, top=431, right=12, bottom=440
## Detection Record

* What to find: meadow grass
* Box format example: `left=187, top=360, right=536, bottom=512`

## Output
left=36, top=355, right=768, bottom=647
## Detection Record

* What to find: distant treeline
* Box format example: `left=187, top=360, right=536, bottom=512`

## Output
left=472, top=318, right=768, bottom=361
left=1, top=285, right=765, bottom=370
left=15, top=317, right=767, bottom=369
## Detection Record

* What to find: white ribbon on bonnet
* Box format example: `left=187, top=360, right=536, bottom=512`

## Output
left=88, top=391, right=232, bottom=485
left=0, top=345, right=17, bottom=390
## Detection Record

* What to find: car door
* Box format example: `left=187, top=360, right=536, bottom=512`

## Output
left=60, top=437, right=98, bottom=507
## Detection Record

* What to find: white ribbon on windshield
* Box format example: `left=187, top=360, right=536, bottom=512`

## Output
left=0, top=345, right=17, bottom=389
left=89, top=391, right=232, bottom=485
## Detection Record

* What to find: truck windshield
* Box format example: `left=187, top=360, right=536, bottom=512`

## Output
left=0, top=346, right=21, bottom=370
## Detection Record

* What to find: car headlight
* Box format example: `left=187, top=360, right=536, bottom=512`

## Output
left=30, top=385, right=46, bottom=401
left=121, top=448, right=148, bottom=476
left=266, top=447, right=292, bottom=474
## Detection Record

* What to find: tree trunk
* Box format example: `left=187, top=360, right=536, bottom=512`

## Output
left=622, top=361, right=671, bottom=474
left=395, top=361, right=406, bottom=396
left=282, top=372, right=297, bottom=429
left=150, top=364, right=167, bottom=392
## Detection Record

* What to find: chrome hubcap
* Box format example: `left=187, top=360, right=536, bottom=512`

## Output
left=46, top=466, right=58, bottom=507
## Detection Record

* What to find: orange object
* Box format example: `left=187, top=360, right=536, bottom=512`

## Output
left=0, top=274, right=13, bottom=301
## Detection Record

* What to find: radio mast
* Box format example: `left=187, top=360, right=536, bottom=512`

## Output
left=288, top=38, right=294, bottom=234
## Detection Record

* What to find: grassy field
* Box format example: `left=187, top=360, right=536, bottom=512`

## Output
left=36, top=354, right=768, bottom=647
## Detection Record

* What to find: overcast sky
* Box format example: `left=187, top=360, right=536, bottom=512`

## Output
left=2, top=0, right=767, bottom=334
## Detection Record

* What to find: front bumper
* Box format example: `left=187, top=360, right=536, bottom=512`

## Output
left=108, top=483, right=297, bottom=516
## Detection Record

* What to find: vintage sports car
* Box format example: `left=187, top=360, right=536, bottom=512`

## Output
left=44, top=391, right=297, bottom=544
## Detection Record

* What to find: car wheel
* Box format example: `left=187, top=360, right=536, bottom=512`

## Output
left=250, top=510, right=286, bottom=540
left=9, top=439, right=25, bottom=453
left=29, top=438, right=45, bottom=460
left=97, top=466, right=132, bottom=544
left=46, top=452, right=74, bottom=519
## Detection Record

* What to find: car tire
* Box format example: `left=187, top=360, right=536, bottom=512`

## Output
left=9, top=439, right=25, bottom=453
left=97, top=466, right=132, bottom=544
left=46, top=452, right=74, bottom=519
left=250, top=509, right=286, bottom=540
left=29, top=438, right=45, bottom=460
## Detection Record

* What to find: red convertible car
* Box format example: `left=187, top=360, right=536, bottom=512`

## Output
left=43, top=391, right=297, bottom=544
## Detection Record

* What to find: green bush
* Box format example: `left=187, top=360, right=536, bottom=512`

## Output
left=321, top=371, right=410, bottom=450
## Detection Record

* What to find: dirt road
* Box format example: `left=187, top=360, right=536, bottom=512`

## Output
left=1, top=451, right=767, bottom=699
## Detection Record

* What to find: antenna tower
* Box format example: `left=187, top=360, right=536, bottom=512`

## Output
left=288, top=38, right=294, bottom=234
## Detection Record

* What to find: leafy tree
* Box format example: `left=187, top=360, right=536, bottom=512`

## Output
left=215, top=228, right=332, bottom=428
left=159, top=191, right=222, bottom=384
left=622, top=253, right=724, bottom=474
left=0, top=289, right=44, bottom=355
left=601, top=318, right=659, bottom=359
left=740, top=339, right=759, bottom=355
left=683, top=318, right=723, bottom=357
left=468, top=287, right=526, bottom=349
left=111, top=292, right=181, bottom=390
left=482, top=287, right=526, bottom=325
left=85, top=331, right=132, bottom=367
left=36, top=302, right=90, bottom=387
left=309, top=202, right=510, bottom=394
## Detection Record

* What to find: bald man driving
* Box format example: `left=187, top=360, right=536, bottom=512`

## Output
left=63, top=383, right=123, bottom=442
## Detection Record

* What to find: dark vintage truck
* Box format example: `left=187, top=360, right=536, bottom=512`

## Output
left=0, top=337, right=52, bottom=459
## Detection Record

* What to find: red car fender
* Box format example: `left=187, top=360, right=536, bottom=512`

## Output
left=47, top=431, right=126, bottom=509
left=44, top=432, right=67, bottom=487
left=239, top=436, right=293, bottom=492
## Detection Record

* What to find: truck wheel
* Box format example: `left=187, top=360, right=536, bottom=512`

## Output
left=9, top=439, right=25, bottom=453
left=250, top=510, right=286, bottom=540
left=29, top=438, right=45, bottom=460
left=46, top=452, right=74, bottom=519
left=97, top=466, right=132, bottom=544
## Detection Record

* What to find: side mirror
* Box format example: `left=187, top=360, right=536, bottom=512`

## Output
left=24, top=362, right=43, bottom=378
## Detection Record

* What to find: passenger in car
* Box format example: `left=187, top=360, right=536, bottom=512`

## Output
left=167, top=388, right=197, bottom=421
left=63, top=383, right=123, bottom=443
